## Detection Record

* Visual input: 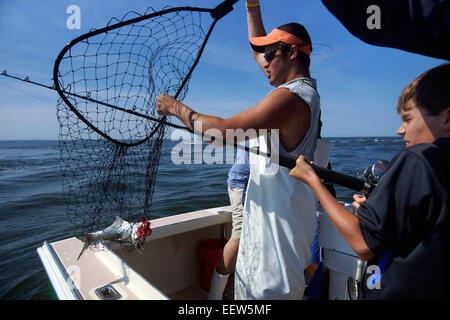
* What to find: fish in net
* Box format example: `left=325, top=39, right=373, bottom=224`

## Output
left=53, top=1, right=239, bottom=258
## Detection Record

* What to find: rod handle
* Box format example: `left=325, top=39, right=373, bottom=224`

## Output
left=278, top=154, right=371, bottom=193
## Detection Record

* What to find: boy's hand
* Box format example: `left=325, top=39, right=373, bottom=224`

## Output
left=289, top=155, right=318, bottom=184
left=352, top=194, right=367, bottom=209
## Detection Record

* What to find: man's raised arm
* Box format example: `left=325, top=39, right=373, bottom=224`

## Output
left=245, top=1, right=267, bottom=69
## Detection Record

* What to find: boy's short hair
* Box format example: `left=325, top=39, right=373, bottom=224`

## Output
left=397, top=63, right=450, bottom=116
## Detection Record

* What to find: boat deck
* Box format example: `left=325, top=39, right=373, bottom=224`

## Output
left=38, top=206, right=233, bottom=300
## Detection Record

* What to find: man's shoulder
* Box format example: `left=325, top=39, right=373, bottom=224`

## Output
left=266, top=85, right=310, bottom=109
left=277, top=77, right=318, bottom=92
left=270, top=77, right=319, bottom=108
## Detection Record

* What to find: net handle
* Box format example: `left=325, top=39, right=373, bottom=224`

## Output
left=211, top=0, right=239, bottom=19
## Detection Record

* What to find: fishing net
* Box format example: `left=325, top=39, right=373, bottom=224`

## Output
left=54, top=1, right=237, bottom=242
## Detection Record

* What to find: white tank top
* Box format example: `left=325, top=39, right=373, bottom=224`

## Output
left=234, top=77, right=321, bottom=299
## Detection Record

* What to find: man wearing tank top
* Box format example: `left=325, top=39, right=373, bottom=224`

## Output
left=156, top=0, right=320, bottom=299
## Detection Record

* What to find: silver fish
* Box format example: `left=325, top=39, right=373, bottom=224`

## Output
left=76, top=216, right=150, bottom=260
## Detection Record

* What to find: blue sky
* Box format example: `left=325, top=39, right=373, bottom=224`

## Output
left=0, top=0, right=446, bottom=140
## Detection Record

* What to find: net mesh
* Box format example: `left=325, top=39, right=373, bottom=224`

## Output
left=55, top=6, right=214, bottom=239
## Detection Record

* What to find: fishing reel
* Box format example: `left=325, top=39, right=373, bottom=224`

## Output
left=362, top=160, right=389, bottom=196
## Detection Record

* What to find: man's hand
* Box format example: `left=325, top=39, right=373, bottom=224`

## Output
left=156, top=94, right=178, bottom=116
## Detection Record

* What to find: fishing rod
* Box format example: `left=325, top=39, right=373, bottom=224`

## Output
left=1, top=70, right=373, bottom=193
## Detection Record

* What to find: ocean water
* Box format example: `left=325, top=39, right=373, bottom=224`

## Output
left=0, top=137, right=404, bottom=300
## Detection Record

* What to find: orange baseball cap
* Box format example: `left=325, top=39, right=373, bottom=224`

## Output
left=249, top=28, right=312, bottom=56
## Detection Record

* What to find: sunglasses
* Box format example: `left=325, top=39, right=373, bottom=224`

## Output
left=264, top=47, right=280, bottom=63
left=264, top=43, right=291, bottom=63
left=264, top=43, right=309, bottom=63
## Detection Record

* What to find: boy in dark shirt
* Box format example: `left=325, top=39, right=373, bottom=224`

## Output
left=289, top=63, right=450, bottom=299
